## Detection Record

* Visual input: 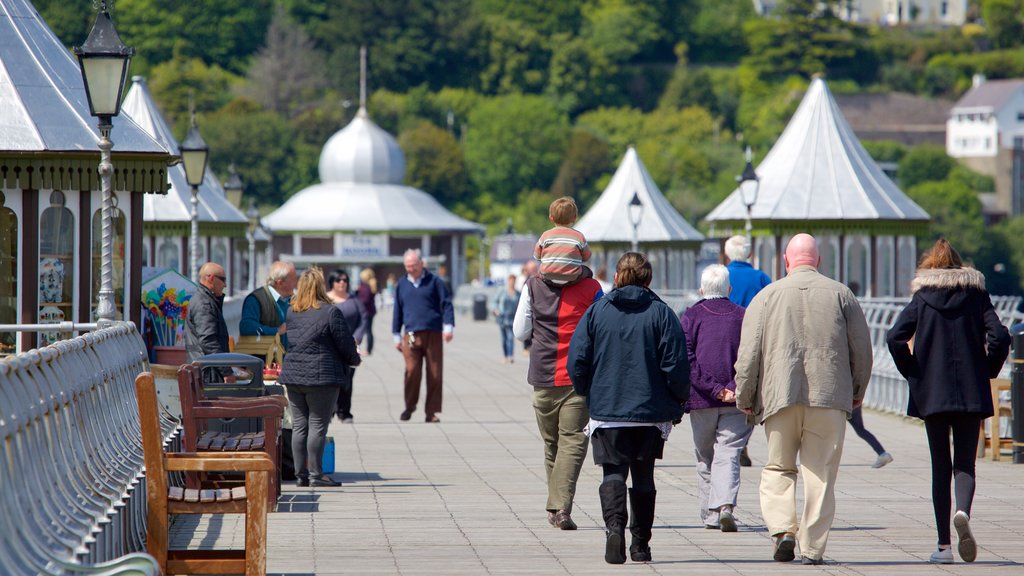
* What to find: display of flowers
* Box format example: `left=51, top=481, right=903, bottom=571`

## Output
left=143, top=283, right=192, bottom=347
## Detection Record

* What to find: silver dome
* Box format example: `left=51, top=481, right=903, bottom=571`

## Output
left=318, top=107, right=405, bottom=184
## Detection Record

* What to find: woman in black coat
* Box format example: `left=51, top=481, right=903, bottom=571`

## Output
left=568, top=252, right=690, bottom=565
left=279, top=267, right=361, bottom=487
left=886, top=239, right=1010, bottom=564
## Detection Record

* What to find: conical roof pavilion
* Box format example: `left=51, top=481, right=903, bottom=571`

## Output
left=263, top=107, right=482, bottom=233
left=577, top=146, right=704, bottom=244
left=705, top=78, right=928, bottom=229
left=122, top=76, right=248, bottom=229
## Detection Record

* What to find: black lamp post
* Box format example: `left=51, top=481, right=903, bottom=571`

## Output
left=736, top=146, right=760, bottom=247
left=180, top=115, right=210, bottom=283
left=628, top=192, right=644, bottom=253
left=75, top=0, right=134, bottom=323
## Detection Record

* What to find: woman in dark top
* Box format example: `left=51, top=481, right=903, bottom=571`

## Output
left=357, top=268, right=378, bottom=354
left=327, top=269, right=367, bottom=422
left=886, top=239, right=1010, bottom=564
left=279, top=267, right=361, bottom=487
left=568, top=252, right=689, bottom=564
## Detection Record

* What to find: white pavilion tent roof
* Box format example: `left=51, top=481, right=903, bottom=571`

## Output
left=576, top=146, right=704, bottom=244
left=706, top=78, right=929, bottom=224
left=122, top=76, right=247, bottom=226
left=263, top=107, right=482, bottom=234
left=0, top=0, right=167, bottom=155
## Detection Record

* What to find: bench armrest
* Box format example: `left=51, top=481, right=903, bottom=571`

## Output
left=191, top=402, right=285, bottom=419
left=165, top=452, right=274, bottom=472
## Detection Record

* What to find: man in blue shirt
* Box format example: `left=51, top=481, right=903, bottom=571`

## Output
left=725, top=235, right=771, bottom=308
left=392, top=249, right=454, bottom=423
left=239, top=261, right=297, bottom=350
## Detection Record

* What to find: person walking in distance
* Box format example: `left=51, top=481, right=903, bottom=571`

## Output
left=513, top=257, right=603, bottom=531
left=492, top=274, right=520, bottom=364
left=680, top=264, right=752, bottom=533
left=886, top=239, right=1010, bottom=564
left=356, top=268, right=378, bottom=355
left=327, top=269, right=367, bottom=423
left=735, top=234, right=872, bottom=565
left=568, top=252, right=689, bottom=564
left=392, top=249, right=454, bottom=423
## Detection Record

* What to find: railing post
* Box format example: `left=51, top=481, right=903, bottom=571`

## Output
left=1012, top=323, right=1024, bottom=464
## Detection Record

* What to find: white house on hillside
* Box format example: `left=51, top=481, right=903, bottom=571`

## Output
left=947, top=78, right=1024, bottom=158
left=753, top=0, right=966, bottom=25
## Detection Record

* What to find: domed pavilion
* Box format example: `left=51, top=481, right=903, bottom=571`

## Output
left=262, top=104, right=483, bottom=287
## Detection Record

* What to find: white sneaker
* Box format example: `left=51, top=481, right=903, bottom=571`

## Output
left=872, top=452, right=894, bottom=468
left=954, top=511, right=976, bottom=562
left=929, top=548, right=953, bottom=564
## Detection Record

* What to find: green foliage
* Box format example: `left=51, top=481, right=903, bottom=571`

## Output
left=545, top=35, right=618, bottom=116
left=686, top=0, right=755, bottom=63
left=478, top=15, right=550, bottom=94
left=989, top=216, right=1024, bottom=294
left=861, top=140, right=907, bottom=163
left=399, top=122, right=470, bottom=206
left=925, top=50, right=1024, bottom=96
left=148, top=56, right=243, bottom=131
left=982, top=0, right=1024, bottom=49
left=897, top=145, right=956, bottom=190
left=550, top=128, right=613, bottom=208
left=581, top=0, right=663, bottom=64
left=32, top=0, right=93, bottom=47
left=906, top=179, right=986, bottom=258
left=463, top=94, right=570, bottom=203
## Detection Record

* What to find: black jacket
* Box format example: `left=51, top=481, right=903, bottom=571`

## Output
left=886, top=267, right=1010, bottom=419
left=185, top=284, right=229, bottom=362
left=279, top=304, right=362, bottom=388
left=567, top=285, right=689, bottom=422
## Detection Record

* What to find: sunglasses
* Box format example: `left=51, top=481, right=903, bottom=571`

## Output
left=213, top=275, right=227, bottom=283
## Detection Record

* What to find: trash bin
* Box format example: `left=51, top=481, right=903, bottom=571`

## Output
left=473, top=294, right=488, bottom=321
left=195, top=352, right=277, bottom=434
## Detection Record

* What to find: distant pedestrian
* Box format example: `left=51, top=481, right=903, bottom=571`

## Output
left=735, top=233, right=872, bottom=565
left=492, top=275, right=520, bottom=364
left=514, top=262, right=602, bottom=532
left=327, top=269, right=367, bottom=423
left=848, top=406, right=893, bottom=468
left=279, top=267, right=361, bottom=487
left=680, top=264, right=752, bottom=532
left=357, top=268, right=378, bottom=355
left=886, top=238, right=1010, bottom=564
left=568, top=253, right=689, bottom=564
left=723, top=234, right=770, bottom=469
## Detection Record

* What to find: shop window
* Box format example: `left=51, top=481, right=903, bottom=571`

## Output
left=38, top=191, right=74, bottom=345
left=91, top=201, right=126, bottom=321
left=0, top=192, right=17, bottom=354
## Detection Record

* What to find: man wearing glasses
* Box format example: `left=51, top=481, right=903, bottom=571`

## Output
left=185, top=262, right=231, bottom=381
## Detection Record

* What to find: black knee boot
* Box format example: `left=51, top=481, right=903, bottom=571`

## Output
left=599, top=480, right=628, bottom=564
left=629, top=489, right=656, bottom=562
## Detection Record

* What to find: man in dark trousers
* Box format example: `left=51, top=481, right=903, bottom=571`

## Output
left=185, top=262, right=230, bottom=381
left=392, top=249, right=454, bottom=423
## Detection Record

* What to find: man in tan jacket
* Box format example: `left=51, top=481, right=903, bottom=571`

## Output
left=735, top=233, right=872, bottom=565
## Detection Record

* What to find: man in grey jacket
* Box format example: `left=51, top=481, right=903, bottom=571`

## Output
left=185, top=262, right=230, bottom=381
left=734, top=234, right=872, bottom=565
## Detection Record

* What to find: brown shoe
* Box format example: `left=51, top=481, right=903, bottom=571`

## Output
left=425, top=414, right=441, bottom=423
left=552, top=510, right=577, bottom=530
left=547, top=511, right=557, bottom=527
left=400, top=410, right=413, bottom=421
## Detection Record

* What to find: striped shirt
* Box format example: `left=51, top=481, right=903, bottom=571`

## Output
left=534, top=226, right=591, bottom=285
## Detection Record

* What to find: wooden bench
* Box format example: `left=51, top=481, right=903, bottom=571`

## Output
left=980, top=378, right=1013, bottom=461
left=230, top=334, right=285, bottom=367
left=137, top=372, right=271, bottom=575
left=178, top=362, right=287, bottom=504
left=0, top=323, right=172, bottom=574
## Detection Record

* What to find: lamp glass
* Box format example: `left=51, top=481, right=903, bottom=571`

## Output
left=79, top=56, right=129, bottom=116
left=628, top=194, right=643, bottom=228
left=181, top=149, right=208, bottom=187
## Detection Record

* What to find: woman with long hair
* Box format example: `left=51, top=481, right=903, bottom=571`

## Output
left=568, top=252, right=689, bottom=564
left=886, top=239, right=1010, bottom=564
left=327, top=269, right=368, bottom=422
left=279, top=267, right=361, bottom=487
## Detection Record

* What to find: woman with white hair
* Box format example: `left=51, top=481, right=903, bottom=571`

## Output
left=680, top=264, right=753, bottom=531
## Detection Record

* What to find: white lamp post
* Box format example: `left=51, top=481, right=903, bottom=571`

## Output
left=736, top=146, right=760, bottom=248
left=628, top=192, right=644, bottom=253
left=75, top=0, right=134, bottom=323
left=180, top=116, right=209, bottom=283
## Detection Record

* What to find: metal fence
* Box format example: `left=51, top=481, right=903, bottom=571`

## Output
left=0, top=322, right=178, bottom=574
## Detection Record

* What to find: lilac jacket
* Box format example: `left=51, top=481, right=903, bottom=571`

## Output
left=680, top=298, right=745, bottom=412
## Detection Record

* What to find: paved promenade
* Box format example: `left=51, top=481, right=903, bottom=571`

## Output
left=172, top=312, right=1024, bottom=575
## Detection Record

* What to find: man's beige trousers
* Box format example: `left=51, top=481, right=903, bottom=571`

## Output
left=760, top=404, right=847, bottom=560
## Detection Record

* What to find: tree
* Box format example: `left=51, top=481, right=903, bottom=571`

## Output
left=897, top=145, right=955, bottom=190
left=478, top=16, right=551, bottom=94
left=463, top=94, right=570, bottom=203
left=906, top=179, right=986, bottom=259
left=148, top=56, right=242, bottom=131
left=982, top=0, right=1024, bottom=49
left=244, top=7, right=331, bottom=118
left=686, top=0, right=755, bottom=63
left=550, top=128, right=612, bottom=207
left=545, top=35, right=617, bottom=115
left=399, top=122, right=470, bottom=207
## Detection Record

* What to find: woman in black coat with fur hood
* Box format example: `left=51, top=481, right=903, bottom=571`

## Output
left=886, top=239, right=1010, bottom=565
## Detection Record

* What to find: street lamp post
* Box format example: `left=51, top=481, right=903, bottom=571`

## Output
left=180, top=115, right=209, bottom=283
left=75, top=0, right=134, bottom=323
left=223, top=164, right=243, bottom=208
left=628, top=192, right=644, bottom=253
left=736, top=146, right=760, bottom=248
left=504, top=217, right=514, bottom=277
left=247, top=199, right=260, bottom=293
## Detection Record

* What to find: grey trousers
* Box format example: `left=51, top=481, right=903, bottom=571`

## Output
left=533, top=386, right=589, bottom=513
left=287, top=384, right=340, bottom=478
left=689, top=406, right=753, bottom=526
